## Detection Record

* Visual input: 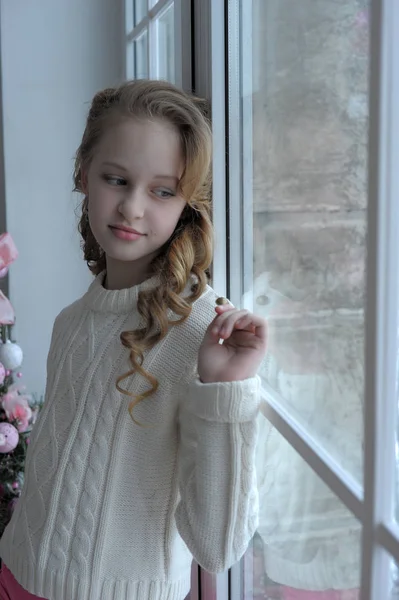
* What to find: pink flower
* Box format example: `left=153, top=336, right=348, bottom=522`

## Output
left=2, top=384, right=32, bottom=433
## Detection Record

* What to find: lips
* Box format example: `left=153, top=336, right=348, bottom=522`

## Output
left=109, top=225, right=145, bottom=242
left=109, top=225, right=144, bottom=235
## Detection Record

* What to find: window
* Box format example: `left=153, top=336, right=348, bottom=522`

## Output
left=124, top=0, right=191, bottom=89
left=122, top=0, right=399, bottom=595
left=197, top=0, right=399, bottom=597
left=246, top=0, right=366, bottom=485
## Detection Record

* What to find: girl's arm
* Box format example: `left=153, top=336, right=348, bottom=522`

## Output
left=175, top=302, right=266, bottom=573
left=175, top=375, right=261, bottom=573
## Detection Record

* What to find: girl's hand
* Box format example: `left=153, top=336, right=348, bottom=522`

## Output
left=198, top=302, right=267, bottom=384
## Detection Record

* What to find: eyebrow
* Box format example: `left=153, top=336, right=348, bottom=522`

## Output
left=153, top=175, right=179, bottom=184
left=101, top=163, right=179, bottom=184
left=101, top=161, right=128, bottom=172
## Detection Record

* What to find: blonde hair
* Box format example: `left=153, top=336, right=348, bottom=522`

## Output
left=74, top=80, right=213, bottom=424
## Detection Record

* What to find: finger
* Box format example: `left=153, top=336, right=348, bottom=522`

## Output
left=223, top=312, right=268, bottom=342
left=228, top=329, right=264, bottom=347
left=208, top=309, right=248, bottom=339
left=211, top=308, right=245, bottom=329
left=214, top=310, right=251, bottom=339
left=212, top=309, right=248, bottom=330
left=246, top=315, right=268, bottom=343
left=233, top=314, right=256, bottom=331
left=215, top=304, right=235, bottom=315
left=215, top=298, right=234, bottom=313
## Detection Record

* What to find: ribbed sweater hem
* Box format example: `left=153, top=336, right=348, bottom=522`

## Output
left=3, top=554, right=191, bottom=600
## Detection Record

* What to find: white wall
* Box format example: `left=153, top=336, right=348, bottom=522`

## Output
left=0, top=0, right=123, bottom=397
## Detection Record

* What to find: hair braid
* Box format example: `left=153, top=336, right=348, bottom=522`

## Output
left=74, top=80, right=213, bottom=424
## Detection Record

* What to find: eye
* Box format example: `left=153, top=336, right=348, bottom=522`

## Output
left=103, top=175, right=126, bottom=186
left=153, top=188, right=175, bottom=199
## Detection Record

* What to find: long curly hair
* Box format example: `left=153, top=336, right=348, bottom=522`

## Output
left=74, top=79, right=213, bottom=424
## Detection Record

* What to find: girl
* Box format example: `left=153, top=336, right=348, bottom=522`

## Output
left=0, top=79, right=267, bottom=600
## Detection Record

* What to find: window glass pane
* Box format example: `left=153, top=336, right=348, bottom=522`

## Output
left=156, top=2, right=175, bottom=83
left=125, top=1, right=134, bottom=32
left=243, top=420, right=361, bottom=597
left=245, top=0, right=369, bottom=483
left=134, top=0, right=147, bottom=26
left=391, top=559, right=399, bottom=600
left=132, top=30, right=148, bottom=79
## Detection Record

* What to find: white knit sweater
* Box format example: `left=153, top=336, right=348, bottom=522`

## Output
left=0, top=273, right=260, bottom=600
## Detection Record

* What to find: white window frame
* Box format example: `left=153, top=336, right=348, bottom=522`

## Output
left=195, top=0, right=399, bottom=598
left=192, top=0, right=228, bottom=592
left=123, top=0, right=192, bottom=90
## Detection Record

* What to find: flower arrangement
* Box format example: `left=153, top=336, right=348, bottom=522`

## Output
left=0, top=233, right=43, bottom=537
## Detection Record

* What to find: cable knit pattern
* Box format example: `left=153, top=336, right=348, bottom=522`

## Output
left=0, top=273, right=260, bottom=600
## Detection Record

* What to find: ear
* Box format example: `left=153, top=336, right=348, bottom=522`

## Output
left=80, top=169, right=89, bottom=194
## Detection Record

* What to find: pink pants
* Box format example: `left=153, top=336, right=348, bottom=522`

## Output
left=0, top=564, right=45, bottom=599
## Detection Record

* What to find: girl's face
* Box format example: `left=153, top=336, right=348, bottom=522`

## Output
left=83, top=118, right=186, bottom=288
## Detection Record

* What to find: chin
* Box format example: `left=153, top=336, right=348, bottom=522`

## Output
left=100, top=232, right=166, bottom=266
left=105, top=242, right=161, bottom=265
left=106, top=249, right=148, bottom=263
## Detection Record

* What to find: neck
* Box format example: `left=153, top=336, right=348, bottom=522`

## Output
left=84, top=270, right=162, bottom=314
left=104, top=255, right=156, bottom=290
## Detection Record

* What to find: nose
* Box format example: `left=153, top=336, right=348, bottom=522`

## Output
left=118, top=187, right=145, bottom=221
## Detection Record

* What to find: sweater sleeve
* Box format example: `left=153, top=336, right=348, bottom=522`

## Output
left=175, top=375, right=261, bottom=573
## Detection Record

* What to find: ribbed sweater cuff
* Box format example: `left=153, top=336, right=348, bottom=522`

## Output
left=186, top=376, right=261, bottom=423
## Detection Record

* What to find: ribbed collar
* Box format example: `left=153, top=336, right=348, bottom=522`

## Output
left=83, top=271, right=160, bottom=314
